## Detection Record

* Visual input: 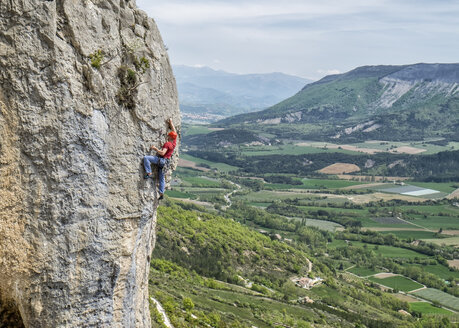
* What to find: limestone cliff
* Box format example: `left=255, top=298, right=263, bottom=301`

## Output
left=0, top=0, right=180, bottom=327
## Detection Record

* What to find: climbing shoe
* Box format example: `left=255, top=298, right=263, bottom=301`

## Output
left=144, top=174, right=152, bottom=179
left=158, top=194, right=164, bottom=200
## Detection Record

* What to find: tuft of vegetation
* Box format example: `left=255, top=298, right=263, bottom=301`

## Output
left=116, top=41, right=152, bottom=109
left=134, top=56, right=150, bottom=74
left=89, top=49, right=104, bottom=69
left=116, top=65, right=138, bottom=109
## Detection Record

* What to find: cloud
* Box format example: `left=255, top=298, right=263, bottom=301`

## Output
left=317, top=69, right=341, bottom=76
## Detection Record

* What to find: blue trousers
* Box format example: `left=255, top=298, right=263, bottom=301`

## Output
left=143, top=156, right=167, bottom=194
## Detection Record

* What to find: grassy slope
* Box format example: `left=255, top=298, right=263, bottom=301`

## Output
left=150, top=200, right=421, bottom=328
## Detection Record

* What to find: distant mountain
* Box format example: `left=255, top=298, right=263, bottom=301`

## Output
left=173, top=65, right=312, bottom=122
left=217, top=63, right=459, bottom=142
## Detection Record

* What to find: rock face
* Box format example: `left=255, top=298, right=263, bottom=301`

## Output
left=0, top=1, right=179, bottom=327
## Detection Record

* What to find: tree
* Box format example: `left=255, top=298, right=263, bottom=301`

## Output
left=183, top=297, right=194, bottom=312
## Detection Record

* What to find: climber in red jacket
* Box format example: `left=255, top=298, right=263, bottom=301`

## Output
left=143, top=118, right=177, bottom=200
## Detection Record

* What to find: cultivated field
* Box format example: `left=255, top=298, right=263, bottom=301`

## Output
left=178, top=158, right=210, bottom=171
left=447, top=188, right=459, bottom=199
left=180, top=154, right=238, bottom=172
left=370, top=217, right=408, bottom=225
left=415, top=264, right=459, bottom=280
left=319, top=163, right=361, bottom=174
left=294, top=140, right=457, bottom=155
left=347, top=267, right=382, bottom=277
left=389, top=146, right=426, bottom=154
left=412, top=288, right=459, bottom=311
left=379, top=230, right=438, bottom=240
left=421, top=236, right=459, bottom=247
left=296, top=142, right=382, bottom=154
left=368, top=275, right=424, bottom=292
left=409, top=302, right=453, bottom=315
left=294, top=218, right=343, bottom=232
left=377, top=185, right=441, bottom=197
left=392, top=294, right=420, bottom=303
left=373, top=273, right=398, bottom=279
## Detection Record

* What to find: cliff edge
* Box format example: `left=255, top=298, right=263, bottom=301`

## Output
left=0, top=0, right=179, bottom=327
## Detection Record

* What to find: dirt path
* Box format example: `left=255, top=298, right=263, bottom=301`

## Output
left=408, top=286, right=427, bottom=294
left=306, top=258, right=312, bottom=273
left=222, top=182, right=241, bottom=210
left=396, top=217, right=432, bottom=231
left=150, top=297, right=174, bottom=328
left=343, top=182, right=386, bottom=190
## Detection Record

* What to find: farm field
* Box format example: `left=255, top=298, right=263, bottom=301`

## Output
left=327, top=240, right=430, bottom=259
left=293, top=218, right=343, bottom=232
left=350, top=242, right=429, bottom=259
left=318, top=163, right=360, bottom=174
left=265, top=178, right=366, bottom=190
left=180, top=153, right=238, bottom=172
left=293, top=140, right=459, bottom=155
left=241, top=144, right=358, bottom=156
left=165, top=190, right=197, bottom=199
left=412, top=288, right=459, bottom=311
left=181, top=176, right=222, bottom=187
left=399, top=204, right=459, bottom=215
left=378, top=230, right=439, bottom=240
left=347, top=267, right=382, bottom=277
left=232, top=190, right=338, bottom=203
left=392, top=294, right=420, bottom=303
left=182, top=125, right=218, bottom=136
left=408, top=182, right=458, bottom=194
left=368, top=275, right=424, bottom=292
left=409, top=302, right=453, bottom=315
left=343, top=140, right=459, bottom=155
left=410, top=215, right=459, bottom=230
left=413, top=264, right=459, bottom=280
left=376, top=185, right=442, bottom=197
left=422, top=236, right=459, bottom=247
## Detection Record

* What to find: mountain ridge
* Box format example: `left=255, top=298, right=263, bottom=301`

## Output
left=173, top=65, right=312, bottom=122
left=216, top=63, right=459, bottom=142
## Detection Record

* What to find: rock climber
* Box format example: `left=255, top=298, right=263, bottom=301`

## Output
left=143, top=118, right=177, bottom=200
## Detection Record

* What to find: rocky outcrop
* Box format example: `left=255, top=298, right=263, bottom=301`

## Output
left=0, top=0, right=179, bottom=327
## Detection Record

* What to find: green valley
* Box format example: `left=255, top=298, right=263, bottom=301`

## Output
left=150, top=63, right=459, bottom=327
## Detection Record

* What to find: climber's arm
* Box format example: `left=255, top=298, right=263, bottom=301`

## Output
left=150, top=145, right=167, bottom=156
left=167, top=118, right=176, bottom=133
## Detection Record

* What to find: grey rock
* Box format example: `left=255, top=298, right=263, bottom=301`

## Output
left=0, top=0, right=179, bottom=327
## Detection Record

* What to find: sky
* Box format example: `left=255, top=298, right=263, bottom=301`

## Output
left=136, top=0, right=459, bottom=80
